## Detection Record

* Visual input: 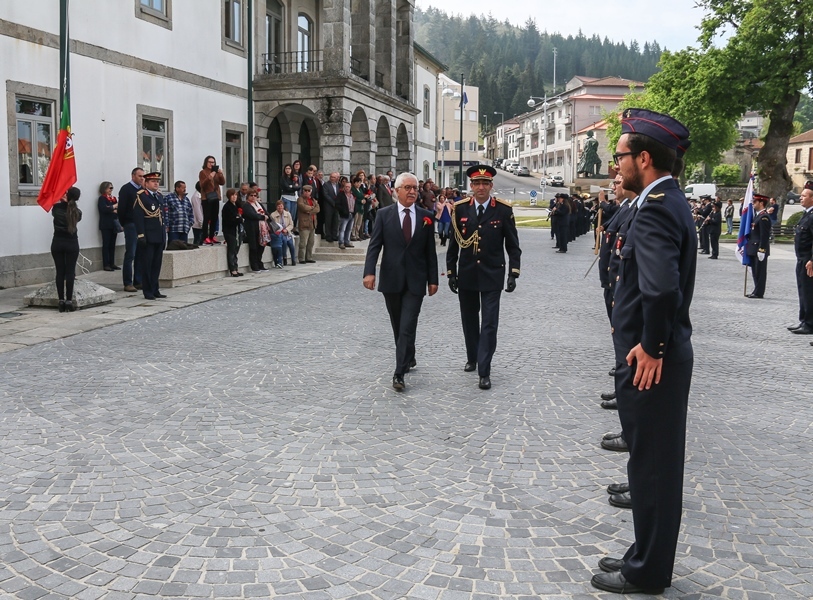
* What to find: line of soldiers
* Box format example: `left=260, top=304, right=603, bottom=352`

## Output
left=549, top=192, right=593, bottom=253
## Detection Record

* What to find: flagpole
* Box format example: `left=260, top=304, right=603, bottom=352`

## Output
left=744, top=266, right=749, bottom=297
left=59, top=0, right=70, bottom=113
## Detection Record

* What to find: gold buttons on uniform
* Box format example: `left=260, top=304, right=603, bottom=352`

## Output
left=611, top=327, right=615, bottom=334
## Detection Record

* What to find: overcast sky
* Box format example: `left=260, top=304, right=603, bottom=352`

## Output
left=415, top=0, right=706, bottom=51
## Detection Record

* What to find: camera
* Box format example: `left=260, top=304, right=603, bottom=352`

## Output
left=212, top=164, right=220, bottom=172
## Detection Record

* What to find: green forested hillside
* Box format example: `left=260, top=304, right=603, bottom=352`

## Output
left=415, top=8, right=663, bottom=122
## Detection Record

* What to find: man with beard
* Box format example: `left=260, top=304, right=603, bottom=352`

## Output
left=591, top=109, right=695, bottom=596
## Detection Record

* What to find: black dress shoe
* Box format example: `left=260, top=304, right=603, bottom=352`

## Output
left=788, top=322, right=804, bottom=331
left=134, top=283, right=142, bottom=290
left=392, top=374, right=405, bottom=391
left=709, top=255, right=718, bottom=259
left=598, top=556, right=625, bottom=572
left=143, top=295, right=156, bottom=300
left=603, top=431, right=622, bottom=440
left=65, top=300, right=76, bottom=312
left=601, top=436, right=628, bottom=452
left=609, top=491, right=632, bottom=509
left=555, top=249, right=567, bottom=253
left=409, top=358, right=417, bottom=370
left=600, top=399, right=618, bottom=410
left=154, top=292, right=167, bottom=298
left=747, top=293, right=763, bottom=299
left=58, top=300, right=66, bottom=313
left=600, top=391, right=616, bottom=400
left=463, top=362, right=477, bottom=372
left=478, top=376, right=491, bottom=390
left=791, top=325, right=813, bottom=334
left=591, top=570, right=663, bottom=595
left=608, top=367, right=616, bottom=377
left=607, top=482, right=629, bottom=495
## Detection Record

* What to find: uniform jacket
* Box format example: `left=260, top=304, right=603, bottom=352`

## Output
left=795, top=209, right=813, bottom=263
left=363, top=203, right=439, bottom=296
left=746, top=210, right=772, bottom=256
left=132, top=189, right=166, bottom=245
left=598, top=201, right=632, bottom=289
left=446, top=197, right=522, bottom=292
left=612, top=178, right=697, bottom=362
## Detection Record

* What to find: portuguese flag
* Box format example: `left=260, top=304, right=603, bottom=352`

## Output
left=37, top=96, right=76, bottom=212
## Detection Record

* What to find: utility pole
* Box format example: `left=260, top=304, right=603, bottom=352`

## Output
left=459, top=73, right=465, bottom=188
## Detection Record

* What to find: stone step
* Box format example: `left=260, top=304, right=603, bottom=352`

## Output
left=312, top=238, right=369, bottom=261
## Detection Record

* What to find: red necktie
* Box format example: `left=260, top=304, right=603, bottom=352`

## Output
left=403, top=208, right=412, bottom=243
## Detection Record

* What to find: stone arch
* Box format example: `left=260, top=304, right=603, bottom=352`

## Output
left=375, top=116, right=394, bottom=175
left=350, top=106, right=372, bottom=175
left=262, top=104, right=321, bottom=205
left=396, top=122, right=410, bottom=174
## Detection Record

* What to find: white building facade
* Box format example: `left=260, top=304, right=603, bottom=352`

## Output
left=413, top=43, right=445, bottom=183
left=2, top=0, right=419, bottom=287
left=435, top=73, right=479, bottom=188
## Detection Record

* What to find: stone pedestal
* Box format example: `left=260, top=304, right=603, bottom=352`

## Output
left=24, top=279, right=117, bottom=309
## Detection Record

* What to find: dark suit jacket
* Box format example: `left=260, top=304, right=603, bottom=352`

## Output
left=612, top=178, right=696, bottom=363
left=794, top=209, right=813, bottom=262
left=746, top=211, right=771, bottom=256
left=446, top=198, right=522, bottom=292
left=320, top=180, right=339, bottom=209
left=363, top=203, right=439, bottom=296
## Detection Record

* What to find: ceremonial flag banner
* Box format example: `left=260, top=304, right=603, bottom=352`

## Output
left=460, top=91, right=468, bottom=108
left=736, top=175, right=754, bottom=266
left=36, top=96, right=76, bottom=212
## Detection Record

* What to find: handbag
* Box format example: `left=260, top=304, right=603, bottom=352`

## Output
left=239, top=224, right=247, bottom=244
left=205, top=191, right=219, bottom=201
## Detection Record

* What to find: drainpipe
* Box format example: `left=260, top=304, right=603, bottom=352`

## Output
left=247, top=0, right=254, bottom=182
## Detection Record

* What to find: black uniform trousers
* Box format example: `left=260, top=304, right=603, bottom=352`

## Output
left=616, top=350, right=692, bottom=589
left=458, top=288, right=501, bottom=377
left=699, top=224, right=710, bottom=252
left=140, top=242, right=164, bottom=298
left=750, top=256, right=768, bottom=297
left=556, top=221, right=569, bottom=251
left=709, top=229, right=720, bottom=258
left=322, top=203, right=339, bottom=241
left=383, top=289, right=423, bottom=376
left=796, top=260, right=813, bottom=325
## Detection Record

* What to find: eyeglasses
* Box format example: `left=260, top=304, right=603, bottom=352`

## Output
left=613, top=152, right=640, bottom=164
left=610, top=181, right=620, bottom=187
left=399, top=185, right=418, bottom=191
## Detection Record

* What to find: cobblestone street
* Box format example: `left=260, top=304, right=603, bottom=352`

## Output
left=0, top=229, right=811, bottom=599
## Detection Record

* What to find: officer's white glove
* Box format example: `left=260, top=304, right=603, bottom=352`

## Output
left=758, top=252, right=765, bottom=262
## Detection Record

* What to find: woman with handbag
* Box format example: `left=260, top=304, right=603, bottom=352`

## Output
left=97, top=181, right=120, bottom=271
left=242, top=190, right=270, bottom=272
left=221, top=188, right=244, bottom=277
left=198, top=155, right=225, bottom=245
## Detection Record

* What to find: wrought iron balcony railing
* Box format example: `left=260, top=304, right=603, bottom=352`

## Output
left=262, top=50, right=323, bottom=75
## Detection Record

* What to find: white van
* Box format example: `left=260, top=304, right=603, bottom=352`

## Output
left=684, top=183, right=717, bottom=200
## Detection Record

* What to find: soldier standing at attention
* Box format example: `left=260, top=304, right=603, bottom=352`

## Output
left=746, top=194, right=772, bottom=298
left=591, top=109, right=695, bottom=595
left=133, top=172, right=168, bottom=301
left=446, top=165, right=521, bottom=390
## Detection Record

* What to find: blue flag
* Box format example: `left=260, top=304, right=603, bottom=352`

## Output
left=736, top=175, right=754, bottom=266
left=460, top=92, right=468, bottom=108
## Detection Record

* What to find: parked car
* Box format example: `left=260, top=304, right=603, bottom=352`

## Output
left=787, top=191, right=800, bottom=204
left=515, top=166, right=530, bottom=176
left=505, top=162, right=519, bottom=173
left=550, top=175, right=565, bottom=187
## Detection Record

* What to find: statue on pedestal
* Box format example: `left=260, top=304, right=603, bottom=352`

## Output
left=577, top=131, right=602, bottom=178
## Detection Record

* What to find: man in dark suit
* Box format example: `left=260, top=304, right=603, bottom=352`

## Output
left=446, top=165, right=521, bottom=390
left=790, top=181, right=813, bottom=336
left=363, top=172, right=439, bottom=391
left=118, top=167, right=145, bottom=292
left=320, top=172, right=340, bottom=242
left=745, top=194, right=772, bottom=298
left=591, top=109, right=695, bottom=596
left=133, top=172, right=168, bottom=301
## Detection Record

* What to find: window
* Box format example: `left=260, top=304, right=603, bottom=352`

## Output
left=437, top=140, right=450, bottom=151
left=469, top=110, right=477, bottom=121
left=15, top=97, right=54, bottom=189
left=469, top=142, right=476, bottom=152
left=265, top=1, right=283, bottom=71
left=423, top=86, right=430, bottom=128
left=795, top=148, right=802, bottom=164
left=224, top=0, right=242, bottom=45
left=454, top=110, right=461, bottom=120
left=224, top=131, right=242, bottom=187
left=297, top=14, right=312, bottom=72
left=589, top=105, right=601, bottom=116
left=137, top=105, right=173, bottom=190
left=136, top=0, right=171, bottom=29
left=558, top=130, right=562, bottom=140
left=454, top=141, right=461, bottom=151
left=423, top=161, right=430, bottom=181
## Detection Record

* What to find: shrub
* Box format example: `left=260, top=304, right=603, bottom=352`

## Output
left=712, top=164, right=743, bottom=186
left=787, top=211, right=803, bottom=227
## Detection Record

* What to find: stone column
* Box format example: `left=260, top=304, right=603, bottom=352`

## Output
left=318, top=97, right=352, bottom=176
left=322, top=0, right=351, bottom=72
left=350, top=0, right=375, bottom=81
left=375, top=0, right=395, bottom=92
left=394, top=0, right=414, bottom=102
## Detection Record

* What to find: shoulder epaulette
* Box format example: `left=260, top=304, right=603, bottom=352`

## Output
left=495, top=198, right=513, bottom=207
left=136, top=189, right=146, bottom=195
left=454, top=198, right=469, bottom=206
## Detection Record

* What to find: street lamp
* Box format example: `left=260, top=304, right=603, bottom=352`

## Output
left=528, top=95, right=563, bottom=181
left=439, top=84, right=460, bottom=188
left=494, top=111, right=506, bottom=162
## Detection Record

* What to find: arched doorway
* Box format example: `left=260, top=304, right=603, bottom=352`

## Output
left=266, top=118, right=283, bottom=208
left=396, top=123, right=410, bottom=175
left=350, top=107, right=371, bottom=175
left=299, top=121, right=314, bottom=168
left=375, top=116, right=393, bottom=176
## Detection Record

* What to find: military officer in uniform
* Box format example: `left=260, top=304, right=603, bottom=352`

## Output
left=133, top=172, right=167, bottom=300
left=590, top=109, right=695, bottom=596
left=745, top=194, right=772, bottom=298
left=790, top=181, right=813, bottom=336
left=447, top=165, right=521, bottom=390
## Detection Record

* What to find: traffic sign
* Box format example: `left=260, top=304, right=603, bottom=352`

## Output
left=529, top=190, right=537, bottom=206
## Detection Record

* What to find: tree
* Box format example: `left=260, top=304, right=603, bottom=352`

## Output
left=697, top=0, right=813, bottom=204
left=712, top=164, right=743, bottom=186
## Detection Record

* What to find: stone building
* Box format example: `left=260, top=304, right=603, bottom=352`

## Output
left=1, top=0, right=421, bottom=287
left=787, top=129, right=813, bottom=192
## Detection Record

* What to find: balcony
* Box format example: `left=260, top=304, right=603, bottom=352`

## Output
left=262, top=50, right=323, bottom=75
left=350, top=57, right=368, bottom=81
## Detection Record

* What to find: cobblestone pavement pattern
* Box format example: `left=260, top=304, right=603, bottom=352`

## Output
left=0, top=230, right=811, bottom=599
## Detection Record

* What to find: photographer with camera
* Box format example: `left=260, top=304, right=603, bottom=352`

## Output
left=198, top=155, right=226, bottom=245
